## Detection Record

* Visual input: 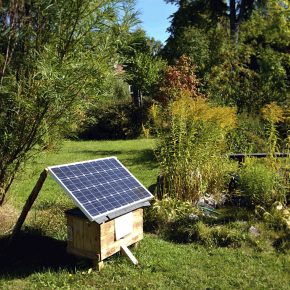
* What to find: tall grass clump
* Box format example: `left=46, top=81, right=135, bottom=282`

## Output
left=151, top=95, right=237, bottom=203
left=236, top=103, right=289, bottom=208
left=238, top=159, right=286, bottom=208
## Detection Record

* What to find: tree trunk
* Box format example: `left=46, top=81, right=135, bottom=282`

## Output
left=230, top=0, right=238, bottom=42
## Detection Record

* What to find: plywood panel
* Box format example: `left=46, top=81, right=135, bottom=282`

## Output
left=73, top=217, right=84, bottom=250
left=66, top=208, right=144, bottom=263
left=100, top=220, right=114, bottom=236
left=83, top=221, right=99, bottom=252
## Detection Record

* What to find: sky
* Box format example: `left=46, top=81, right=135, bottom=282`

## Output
left=135, top=0, right=177, bottom=43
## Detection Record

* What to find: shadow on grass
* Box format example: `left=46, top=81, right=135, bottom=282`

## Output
left=75, top=149, right=123, bottom=157
left=122, top=149, right=157, bottom=167
left=76, top=149, right=157, bottom=169
left=0, top=231, right=85, bottom=279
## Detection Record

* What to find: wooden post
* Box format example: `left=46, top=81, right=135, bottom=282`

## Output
left=9, top=168, right=48, bottom=243
left=120, top=244, right=138, bottom=265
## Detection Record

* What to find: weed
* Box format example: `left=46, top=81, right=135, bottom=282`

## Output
left=238, top=159, right=287, bottom=208
left=151, top=96, right=237, bottom=203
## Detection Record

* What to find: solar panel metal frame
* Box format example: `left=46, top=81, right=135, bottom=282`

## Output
left=48, top=157, right=153, bottom=223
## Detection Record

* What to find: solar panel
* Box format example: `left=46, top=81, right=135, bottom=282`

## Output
left=48, top=157, right=153, bottom=222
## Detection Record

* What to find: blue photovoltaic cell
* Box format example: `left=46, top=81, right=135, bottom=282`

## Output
left=48, top=157, right=153, bottom=221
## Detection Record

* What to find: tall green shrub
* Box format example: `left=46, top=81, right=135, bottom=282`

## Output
left=151, top=96, right=237, bottom=203
left=227, top=113, right=267, bottom=153
left=239, top=159, right=286, bottom=208
left=79, top=99, right=141, bottom=140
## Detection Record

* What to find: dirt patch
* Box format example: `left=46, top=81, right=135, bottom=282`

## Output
left=0, top=203, right=19, bottom=235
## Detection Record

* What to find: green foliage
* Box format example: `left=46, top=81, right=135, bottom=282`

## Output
left=163, top=0, right=290, bottom=112
left=145, top=197, right=200, bottom=230
left=79, top=99, right=142, bottom=140
left=0, top=0, right=137, bottom=204
left=151, top=96, right=238, bottom=203
left=230, top=103, right=290, bottom=212
left=238, top=159, right=286, bottom=208
left=127, top=51, right=166, bottom=96
left=164, top=27, right=211, bottom=74
left=145, top=199, right=246, bottom=247
left=273, top=233, right=290, bottom=253
left=227, top=113, right=267, bottom=153
left=206, top=49, right=261, bottom=110
left=112, top=78, right=131, bottom=100
left=256, top=201, right=290, bottom=232
left=227, top=102, right=289, bottom=153
left=120, top=29, right=166, bottom=96
left=261, top=102, right=286, bottom=154
left=163, top=219, right=245, bottom=247
left=163, top=0, right=227, bottom=59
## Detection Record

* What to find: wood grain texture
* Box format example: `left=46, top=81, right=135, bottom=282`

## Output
left=65, top=208, right=144, bottom=265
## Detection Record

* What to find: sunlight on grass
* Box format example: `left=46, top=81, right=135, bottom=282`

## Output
left=1, top=234, right=289, bottom=289
left=8, top=139, right=158, bottom=208
left=1, top=139, right=289, bottom=290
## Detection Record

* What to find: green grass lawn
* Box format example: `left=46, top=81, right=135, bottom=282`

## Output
left=8, top=139, right=158, bottom=208
left=0, top=139, right=289, bottom=290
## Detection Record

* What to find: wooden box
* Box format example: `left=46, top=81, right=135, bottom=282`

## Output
left=65, top=208, right=143, bottom=270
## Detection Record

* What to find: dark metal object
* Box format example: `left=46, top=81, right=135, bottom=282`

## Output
left=228, top=153, right=289, bottom=163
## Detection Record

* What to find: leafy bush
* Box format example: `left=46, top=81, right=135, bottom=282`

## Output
left=210, top=225, right=244, bottom=248
left=233, top=103, right=289, bottom=210
left=238, top=160, right=286, bottom=208
left=79, top=99, right=142, bottom=140
left=157, top=55, right=202, bottom=103
left=256, top=202, right=290, bottom=232
left=145, top=198, right=245, bottom=247
left=227, top=102, right=289, bottom=154
left=150, top=95, right=238, bottom=203
left=112, top=78, right=131, bottom=100
left=227, top=113, right=267, bottom=153
left=145, top=197, right=200, bottom=228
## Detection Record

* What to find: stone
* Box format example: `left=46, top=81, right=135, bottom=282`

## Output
left=249, top=226, right=260, bottom=237
left=188, top=213, right=199, bottom=221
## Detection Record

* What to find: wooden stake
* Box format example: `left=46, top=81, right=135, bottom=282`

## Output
left=93, top=260, right=104, bottom=271
left=120, top=244, right=138, bottom=265
left=9, top=168, right=48, bottom=243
